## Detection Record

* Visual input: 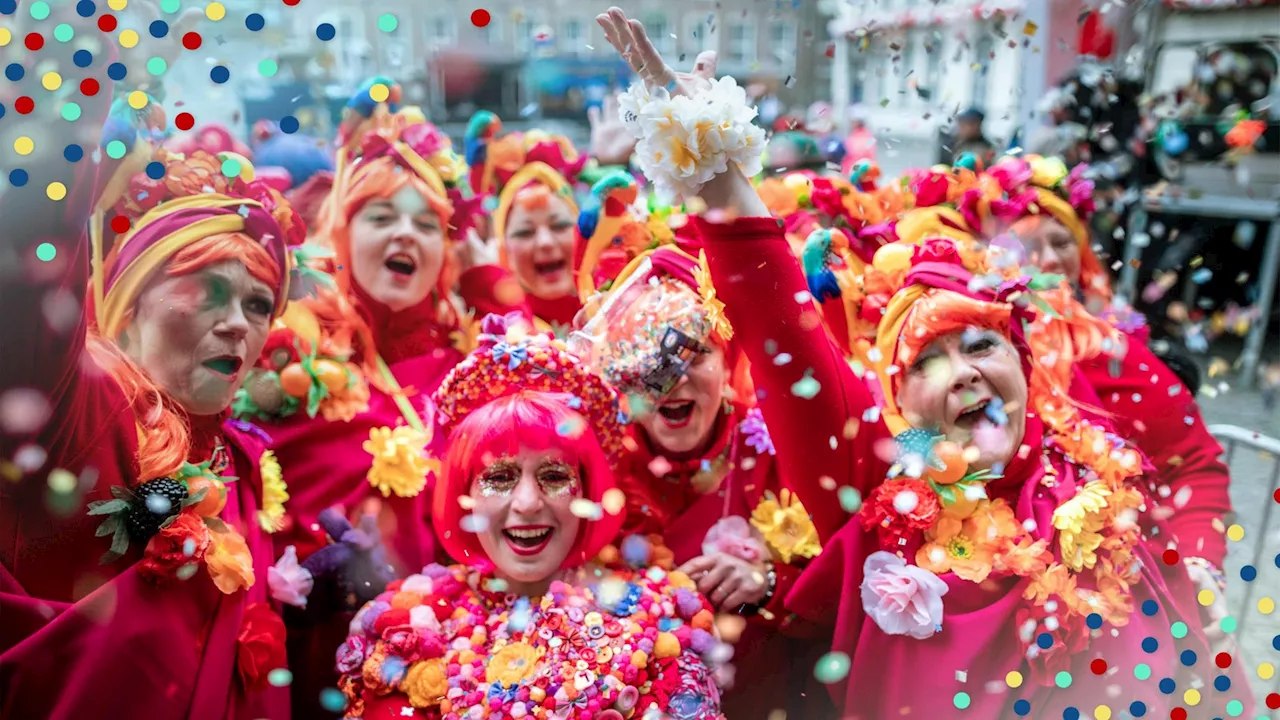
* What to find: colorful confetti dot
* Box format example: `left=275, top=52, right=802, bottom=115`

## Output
left=279, top=115, right=299, bottom=134
left=1220, top=616, right=1237, bottom=633
left=74, top=49, right=93, bottom=67
left=146, top=57, right=167, bottom=75
left=119, top=29, right=139, bottom=48
left=0, top=28, right=10, bottom=46
left=159, top=0, right=179, bottom=11
left=245, top=13, right=264, bottom=31
left=35, top=243, right=56, bottom=261
left=1214, top=675, right=1231, bottom=692
left=471, top=9, right=490, bottom=27
left=14, top=137, right=35, bottom=156
left=1064, top=708, right=1079, bottom=720
left=1086, top=613, right=1103, bottom=629
left=107, top=0, right=126, bottom=10
left=1215, top=652, right=1232, bottom=668
left=1169, top=709, right=1186, bottom=720
left=1134, top=663, right=1152, bottom=680
left=205, top=2, right=225, bottom=21
left=42, top=72, right=62, bottom=91
left=54, top=23, right=74, bottom=42
left=1090, top=659, right=1107, bottom=675
left=1093, top=706, right=1111, bottom=720
left=1242, top=565, right=1257, bottom=581
left=175, top=112, right=195, bottom=130
left=182, top=31, right=201, bottom=49
left=77, top=1, right=96, bottom=17
left=1159, top=677, right=1176, bottom=694
left=1162, top=549, right=1179, bottom=565
left=953, top=692, right=970, bottom=710
left=1142, top=600, right=1158, bottom=616
left=149, top=19, right=168, bottom=37
left=318, top=688, right=346, bottom=713
left=316, top=23, right=335, bottom=41
left=1129, top=701, right=1146, bottom=717
left=1266, top=694, right=1280, bottom=710
left=25, top=32, right=44, bottom=51
left=109, top=215, right=130, bottom=233
left=210, top=65, right=229, bottom=83
left=105, top=140, right=128, bottom=159
left=1226, top=524, right=1244, bottom=542
left=1006, top=671, right=1023, bottom=688
left=1224, top=699, right=1242, bottom=717
left=30, top=1, right=50, bottom=20
left=1259, top=662, right=1275, bottom=680
left=127, top=90, right=148, bottom=109
left=376, top=13, right=397, bottom=32
left=220, top=157, right=241, bottom=177
left=0, top=0, right=15, bottom=13
left=1142, top=637, right=1158, bottom=653
left=145, top=161, right=165, bottom=179
left=9, top=169, right=28, bottom=187
left=258, top=59, right=278, bottom=77
left=63, top=144, right=83, bottom=162
left=97, top=14, right=116, bottom=32
left=1170, top=621, right=1188, bottom=639
left=1013, top=699, right=1031, bottom=716
left=1054, top=671, right=1072, bottom=689
left=107, top=62, right=127, bottom=80
left=813, top=652, right=850, bottom=684
left=369, top=82, right=390, bottom=103
left=60, top=102, right=81, bottom=121
left=5, top=63, right=23, bottom=81
left=15, top=96, right=33, bottom=114
left=47, top=182, right=67, bottom=201
left=80, top=78, right=100, bottom=96
left=1260, top=597, right=1275, bottom=615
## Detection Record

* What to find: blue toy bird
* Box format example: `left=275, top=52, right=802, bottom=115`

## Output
left=801, top=228, right=844, bottom=303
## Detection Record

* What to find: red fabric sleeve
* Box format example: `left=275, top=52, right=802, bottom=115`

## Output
left=753, top=560, right=802, bottom=630
left=457, top=263, right=533, bottom=322
left=1082, top=342, right=1231, bottom=566
left=694, top=216, right=889, bottom=545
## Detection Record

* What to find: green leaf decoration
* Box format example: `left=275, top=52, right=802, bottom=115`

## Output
left=231, top=387, right=260, bottom=420
left=1029, top=294, right=1061, bottom=319
left=1026, top=272, right=1066, bottom=291
left=109, top=485, right=136, bottom=502
left=936, top=484, right=958, bottom=505
left=101, top=525, right=131, bottom=564
left=306, top=379, right=325, bottom=418
left=182, top=486, right=210, bottom=508
left=88, top=498, right=130, bottom=516
left=204, top=516, right=230, bottom=534
left=95, top=515, right=121, bottom=538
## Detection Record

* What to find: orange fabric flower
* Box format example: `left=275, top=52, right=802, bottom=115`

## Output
left=206, top=520, right=256, bottom=594
left=139, top=512, right=211, bottom=583
left=757, top=178, right=800, bottom=217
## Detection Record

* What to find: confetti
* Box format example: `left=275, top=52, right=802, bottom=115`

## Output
left=813, top=651, right=850, bottom=684
left=205, top=2, right=225, bottom=21
left=471, top=9, right=491, bottom=27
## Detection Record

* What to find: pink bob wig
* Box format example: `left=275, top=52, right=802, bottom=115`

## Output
left=432, top=391, right=623, bottom=570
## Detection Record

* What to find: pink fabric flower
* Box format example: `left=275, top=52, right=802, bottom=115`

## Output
left=267, top=545, right=314, bottom=608
left=860, top=551, right=948, bottom=640
left=911, top=172, right=949, bottom=207
left=990, top=158, right=1032, bottom=193
left=335, top=636, right=367, bottom=676
left=701, top=516, right=767, bottom=564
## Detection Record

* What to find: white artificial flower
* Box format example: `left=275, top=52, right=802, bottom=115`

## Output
left=268, top=546, right=314, bottom=609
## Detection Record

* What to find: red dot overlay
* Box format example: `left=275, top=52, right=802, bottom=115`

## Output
left=282, top=0, right=300, bottom=5
left=182, top=32, right=202, bottom=50
left=1273, top=488, right=1280, bottom=503
left=110, top=216, right=131, bottom=234
left=1215, top=652, right=1232, bottom=668
left=471, top=9, right=490, bottom=27
left=1170, top=709, right=1187, bottom=720
left=98, top=15, right=117, bottom=32
left=80, top=78, right=100, bottom=96
left=175, top=112, right=195, bottom=131
left=1266, top=694, right=1280, bottom=710
left=1162, top=549, right=1179, bottom=565
left=1090, top=659, right=1107, bottom=675
left=15, top=97, right=34, bottom=114
left=25, top=33, right=44, bottom=51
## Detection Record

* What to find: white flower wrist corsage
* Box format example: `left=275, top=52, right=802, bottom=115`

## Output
left=618, top=77, right=767, bottom=204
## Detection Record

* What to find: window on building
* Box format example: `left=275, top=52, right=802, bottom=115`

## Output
left=485, top=15, right=504, bottom=45
left=563, top=19, right=585, bottom=54
left=647, top=15, right=673, bottom=55
left=924, top=34, right=942, bottom=104
left=972, top=36, right=994, bottom=109
left=426, top=16, right=457, bottom=49
left=851, top=59, right=867, bottom=104
left=899, top=35, right=916, bottom=96
left=683, top=13, right=715, bottom=56
left=769, top=21, right=797, bottom=66
left=515, top=18, right=536, bottom=53
left=726, top=20, right=756, bottom=65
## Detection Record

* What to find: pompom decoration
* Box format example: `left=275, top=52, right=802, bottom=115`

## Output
left=618, top=78, right=767, bottom=203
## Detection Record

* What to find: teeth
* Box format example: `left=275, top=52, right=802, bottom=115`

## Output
left=506, top=528, right=550, bottom=539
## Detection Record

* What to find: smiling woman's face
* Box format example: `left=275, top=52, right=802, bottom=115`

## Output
left=1019, top=218, right=1081, bottom=288
left=503, top=188, right=577, bottom=300
left=348, top=189, right=446, bottom=311
left=896, top=327, right=1028, bottom=472
left=470, top=447, right=583, bottom=588
left=123, top=259, right=274, bottom=416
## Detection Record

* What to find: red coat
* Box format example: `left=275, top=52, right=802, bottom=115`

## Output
left=0, top=109, right=287, bottom=718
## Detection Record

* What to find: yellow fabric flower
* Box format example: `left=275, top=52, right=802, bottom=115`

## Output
left=205, top=520, right=255, bottom=594
left=404, top=658, right=448, bottom=708
left=256, top=450, right=288, bottom=534
left=1029, top=155, right=1069, bottom=189
left=1052, top=480, right=1112, bottom=571
left=694, top=250, right=733, bottom=342
left=750, top=489, right=821, bottom=563
left=485, top=642, right=541, bottom=687
left=363, top=425, right=438, bottom=498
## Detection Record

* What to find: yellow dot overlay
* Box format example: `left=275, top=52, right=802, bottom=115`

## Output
left=1227, top=524, right=1244, bottom=542
left=107, top=0, right=127, bottom=9
left=14, top=137, right=34, bottom=156
left=1197, top=589, right=1215, bottom=607
left=42, top=72, right=63, bottom=91
left=1259, top=662, right=1275, bottom=680
left=119, top=29, right=139, bottom=49
left=46, top=182, right=67, bottom=201
left=1260, top=597, right=1276, bottom=615
left=206, top=2, right=226, bottom=21
left=1183, top=689, right=1200, bottom=707
left=0, top=27, right=11, bottom=46
left=1094, top=706, right=1112, bottom=720
left=1005, top=671, right=1023, bottom=689
left=369, top=83, right=390, bottom=103
left=127, top=91, right=149, bottom=110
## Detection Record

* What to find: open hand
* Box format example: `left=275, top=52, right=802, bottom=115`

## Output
left=588, top=93, right=638, bottom=165
left=678, top=553, right=771, bottom=612
left=595, top=8, right=717, bottom=98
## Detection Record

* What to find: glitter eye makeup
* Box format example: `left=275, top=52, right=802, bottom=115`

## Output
left=477, top=459, right=520, bottom=497
left=535, top=459, right=579, bottom=498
